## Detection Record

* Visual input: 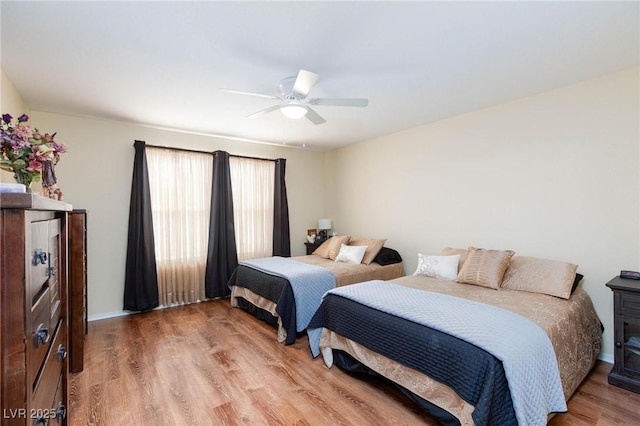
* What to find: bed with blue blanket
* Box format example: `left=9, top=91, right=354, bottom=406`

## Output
left=228, top=253, right=404, bottom=344
left=307, top=275, right=602, bottom=425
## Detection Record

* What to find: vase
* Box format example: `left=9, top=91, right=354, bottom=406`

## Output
left=13, top=170, right=33, bottom=192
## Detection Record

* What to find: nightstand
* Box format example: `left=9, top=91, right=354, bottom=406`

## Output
left=304, top=241, right=322, bottom=255
left=606, top=275, right=640, bottom=393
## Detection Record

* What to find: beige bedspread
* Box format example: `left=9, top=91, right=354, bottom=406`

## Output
left=292, top=255, right=404, bottom=286
left=319, top=275, right=602, bottom=423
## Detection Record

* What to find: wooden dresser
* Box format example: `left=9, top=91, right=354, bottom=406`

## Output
left=68, top=210, right=87, bottom=373
left=1, top=193, right=72, bottom=425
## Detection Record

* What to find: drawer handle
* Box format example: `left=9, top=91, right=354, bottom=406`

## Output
left=33, top=417, right=48, bottom=426
left=33, top=250, right=47, bottom=265
left=55, top=403, right=67, bottom=422
left=56, top=344, right=67, bottom=362
left=616, top=341, right=622, bottom=348
left=34, top=323, right=50, bottom=348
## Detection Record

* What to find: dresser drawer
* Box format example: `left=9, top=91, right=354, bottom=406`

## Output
left=28, top=288, right=52, bottom=388
left=51, top=374, right=67, bottom=424
left=50, top=297, right=62, bottom=335
left=30, top=221, right=51, bottom=304
left=620, top=292, right=640, bottom=317
left=32, top=319, right=65, bottom=415
left=50, top=279, right=61, bottom=331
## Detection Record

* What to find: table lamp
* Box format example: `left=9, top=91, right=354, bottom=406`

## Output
left=318, top=218, right=332, bottom=241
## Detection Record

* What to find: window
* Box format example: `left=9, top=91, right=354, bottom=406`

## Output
left=230, top=156, right=275, bottom=261
left=146, top=148, right=275, bottom=304
left=147, top=147, right=212, bottom=305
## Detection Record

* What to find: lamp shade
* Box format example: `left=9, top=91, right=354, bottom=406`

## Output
left=280, top=104, right=307, bottom=119
left=318, top=218, right=332, bottom=230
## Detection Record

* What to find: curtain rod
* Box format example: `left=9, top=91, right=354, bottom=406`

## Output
left=138, top=141, right=279, bottom=163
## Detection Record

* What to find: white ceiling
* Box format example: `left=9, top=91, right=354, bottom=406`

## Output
left=1, top=1, right=638, bottom=151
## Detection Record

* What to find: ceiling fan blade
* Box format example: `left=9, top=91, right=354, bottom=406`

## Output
left=309, top=98, right=369, bottom=107
left=304, top=106, right=326, bottom=125
left=292, top=70, right=319, bottom=98
left=247, top=105, right=280, bottom=119
left=220, top=88, right=279, bottom=100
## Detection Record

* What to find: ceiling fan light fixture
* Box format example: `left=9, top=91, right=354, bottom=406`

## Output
left=280, top=104, right=307, bottom=119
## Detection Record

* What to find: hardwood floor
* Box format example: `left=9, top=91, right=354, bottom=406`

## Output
left=69, top=299, right=640, bottom=425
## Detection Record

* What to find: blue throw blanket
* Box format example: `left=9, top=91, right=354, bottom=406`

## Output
left=240, top=257, right=336, bottom=332
left=308, top=280, right=566, bottom=426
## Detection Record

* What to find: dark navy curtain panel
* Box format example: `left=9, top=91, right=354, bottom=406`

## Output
left=124, top=140, right=159, bottom=312
left=204, top=150, right=239, bottom=298
left=272, top=158, right=291, bottom=257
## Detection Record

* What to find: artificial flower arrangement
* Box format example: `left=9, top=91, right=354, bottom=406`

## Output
left=0, top=113, right=67, bottom=190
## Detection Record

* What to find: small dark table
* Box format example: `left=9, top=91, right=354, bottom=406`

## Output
left=304, top=241, right=323, bottom=255
left=606, top=275, right=640, bottom=393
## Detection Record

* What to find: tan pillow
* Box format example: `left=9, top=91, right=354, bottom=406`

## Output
left=312, top=239, right=332, bottom=258
left=501, top=256, right=578, bottom=299
left=349, top=238, right=386, bottom=265
left=456, top=247, right=515, bottom=289
left=439, top=247, right=468, bottom=272
left=327, top=236, right=351, bottom=260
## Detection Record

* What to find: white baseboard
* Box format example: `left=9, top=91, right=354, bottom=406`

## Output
left=87, top=303, right=173, bottom=322
left=88, top=310, right=130, bottom=322
left=598, top=352, right=614, bottom=364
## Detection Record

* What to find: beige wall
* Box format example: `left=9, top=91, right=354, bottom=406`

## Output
left=325, top=67, right=640, bottom=361
left=28, top=111, right=326, bottom=320
left=0, top=70, right=30, bottom=183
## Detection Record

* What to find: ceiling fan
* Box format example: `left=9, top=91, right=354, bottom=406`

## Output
left=220, top=69, right=368, bottom=125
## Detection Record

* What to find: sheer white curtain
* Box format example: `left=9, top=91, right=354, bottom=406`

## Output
left=229, top=157, right=275, bottom=261
left=147, top=147, right=212, bottom=305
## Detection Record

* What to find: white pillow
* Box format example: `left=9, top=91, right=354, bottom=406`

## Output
left=335, top=244, right=367, bottom=264
left=413, top=253, right=461, bottom=280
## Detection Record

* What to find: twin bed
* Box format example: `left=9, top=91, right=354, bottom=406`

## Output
left=229, top=243, right=603, bottom=425
left=228, top=236, right=404, bottom=344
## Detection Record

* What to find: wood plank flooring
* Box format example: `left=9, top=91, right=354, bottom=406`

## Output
left=69, top=298, right=640, bottom=425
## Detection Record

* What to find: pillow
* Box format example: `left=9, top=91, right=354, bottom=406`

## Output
left=413, top=253, right=460, bottom=280
left=373, top=247, right=403, bottom=265
left=572, top=273, right=584, bottom=294
left=335, top=244, right=368, bottom=264
left=501, top=256, right=578, bottom=299
left=312, top=235, right=350, bottom=259
left=349, top=238, right=386, bottom=265
left=439, top=247, right=468, bottom=272
left=456, top=247, right=515, bottom=289
left=312, top=239, right=332, bottom=258
left=327, top=235, right=351, bottom=260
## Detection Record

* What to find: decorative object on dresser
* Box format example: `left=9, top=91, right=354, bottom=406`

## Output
left=0, top=113, right=67, bottom=191
left=306, top=228, right=317, bottom=241
left=68, top=210, right=88, bottom=373
left=41, top=160, right=64, bottom=201
left=1, top=192, right=72, bottom=425
left=606, top=275, right=640, bottom=393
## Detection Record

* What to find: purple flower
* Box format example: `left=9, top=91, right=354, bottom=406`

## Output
left=51, top=142, right=68, bottom=153
left=17, top=114, right=29, bottom=123
left=2, top=114, right=12, bottom=123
